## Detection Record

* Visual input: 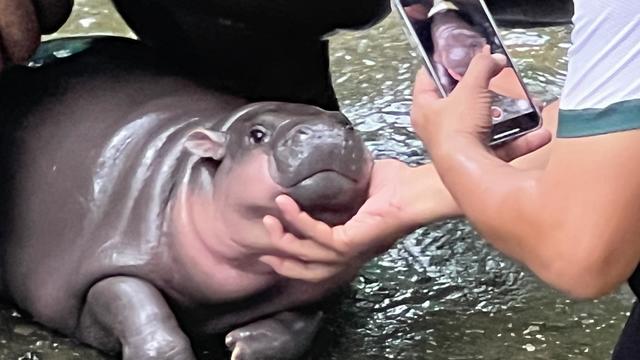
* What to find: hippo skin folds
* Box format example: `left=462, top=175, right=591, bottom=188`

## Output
left=0, top=37, right=373, bottom=360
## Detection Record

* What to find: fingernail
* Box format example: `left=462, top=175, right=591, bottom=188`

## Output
left=259, top=255, right=276, bottom=265
left=491, top=53, right=507, bottom=65
left=275, top=195, right=289, bottom=206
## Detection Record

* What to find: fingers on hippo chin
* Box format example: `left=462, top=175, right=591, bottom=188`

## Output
left=261, top=256, right=307, bottom=279
left=275, top=236, right=342, bottom=263
left=277, top=204, right=327, bottom=237
left=272, top=258, right=340, bottom=283
left=258, top=255, right=280, bottom=269
left=263, top=216, right=335, bottom=260
left=262, top=216, right=284, bottom=238
left=275, top=195, right=301, bottom=214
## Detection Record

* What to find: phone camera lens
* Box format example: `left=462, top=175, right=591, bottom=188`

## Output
left=491, top=106, right=504, bottom=122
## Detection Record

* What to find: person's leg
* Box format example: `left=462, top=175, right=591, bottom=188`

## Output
left=612, top=301, right=640, bottom=359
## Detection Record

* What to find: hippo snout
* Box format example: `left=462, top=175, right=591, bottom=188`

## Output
left=269, top=114, right=372, bottom=226
left=273, top=121, right=364, bottom=185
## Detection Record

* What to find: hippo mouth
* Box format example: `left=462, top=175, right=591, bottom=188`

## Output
left=283, top=169, right=369, bottom=226
left=285, top=169, right=361, bottom=203
left=266, top=113, right=373, bottom=225
left=290, top=169, right=358, bottom=187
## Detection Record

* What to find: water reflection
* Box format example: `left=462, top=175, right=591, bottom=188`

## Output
left=43, top=0, right=134, bottom=39
left=2, top=1, right=635, bottom=359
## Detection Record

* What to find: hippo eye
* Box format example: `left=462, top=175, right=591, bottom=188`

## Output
left=248, top=126, right=269, bottom=144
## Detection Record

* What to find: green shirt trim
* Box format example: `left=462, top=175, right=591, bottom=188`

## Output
left=557, top=99, right=640, bottom=138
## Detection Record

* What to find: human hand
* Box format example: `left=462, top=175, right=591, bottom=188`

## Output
left=258, top=59, right=550, bottom=282
left=0, top=0, right=73, bottom=70
left=411, top=49, right=551, bottom=159
left=259, top=159, right=459, bottom=282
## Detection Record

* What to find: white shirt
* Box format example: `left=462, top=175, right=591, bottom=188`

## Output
left=560, top=0, right=640, bottom=111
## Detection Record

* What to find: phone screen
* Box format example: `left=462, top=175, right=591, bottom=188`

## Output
left=395, top=0, right=541, bottom=144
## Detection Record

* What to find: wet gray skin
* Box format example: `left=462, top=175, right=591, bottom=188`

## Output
left=4, top=0, right=615, bottom=359
left=271, top=113, right=369, bottom=225
left=224, top=104, right=371, bottom=226
left=0, top=37, right=371, bottom=360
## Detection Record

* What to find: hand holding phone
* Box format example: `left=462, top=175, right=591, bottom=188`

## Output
left=395, top=0, right=541, bottom=145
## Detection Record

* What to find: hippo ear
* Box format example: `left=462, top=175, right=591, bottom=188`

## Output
left=184, top=129, right=228, bottom=160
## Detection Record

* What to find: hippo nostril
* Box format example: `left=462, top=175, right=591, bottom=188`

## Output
left=295, top=126, right=313, bottom=140
left=345, top=124, right=355, bottom=131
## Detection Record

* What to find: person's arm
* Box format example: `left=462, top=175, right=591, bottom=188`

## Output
left=0, top=0, right=73, bottom=70
left=259, top=133, right=551, bottom=282
left=259, top=159, right=460, bottom=282
left=413, top=53, right=640, bottom=299
left=258, top=65, right=551, bottom=282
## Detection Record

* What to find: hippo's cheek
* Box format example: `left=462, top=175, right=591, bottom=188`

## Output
left=217, top=153, right=285, bottom=213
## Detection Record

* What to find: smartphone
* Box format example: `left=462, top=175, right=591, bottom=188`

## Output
left=393, top=0, right=541, bottom=145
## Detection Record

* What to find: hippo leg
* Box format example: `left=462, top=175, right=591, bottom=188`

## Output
left=76, top=276, right=196, bottom=360
left=225, top=310, right=323, bottom=360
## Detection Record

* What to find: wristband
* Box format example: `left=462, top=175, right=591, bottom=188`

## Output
left=427, top=0, right=460, bottom=18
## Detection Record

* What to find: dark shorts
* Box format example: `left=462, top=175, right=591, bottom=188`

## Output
left=613, top=301, right=640, bottom=359
left=614, top=267, right=640, bottom=359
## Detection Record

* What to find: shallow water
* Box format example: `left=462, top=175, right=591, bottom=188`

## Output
left=2, top=1, right=635, bottom=359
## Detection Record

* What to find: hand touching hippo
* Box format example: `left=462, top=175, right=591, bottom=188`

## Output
left=0, top=37, right=372, bottom=359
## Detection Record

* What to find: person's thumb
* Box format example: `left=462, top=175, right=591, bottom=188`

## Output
left=456, top=50, right=507, bottom=93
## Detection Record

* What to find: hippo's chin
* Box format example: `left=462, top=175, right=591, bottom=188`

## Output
left=285, top=171, right=368, bottom=226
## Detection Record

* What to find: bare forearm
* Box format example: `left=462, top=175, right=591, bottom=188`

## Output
left=431, top=136, right=640, bottom=299
left=409, top=52, right=640, bottom=298
left=422, top=101, right=559, bottom=273
left=408, top=132, right=554, bottom=228
left=406, top=163, right=461, bottom=225
left=404, top=152, right=551, bottom=227
left=433, top=140, right=543, bottom=249
left=430, top=141, right=585, bottom=293
left=413, top=102, right=558, bottom=226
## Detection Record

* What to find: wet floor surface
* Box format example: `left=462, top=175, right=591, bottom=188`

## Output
left=1, top=1, right=635, bottom=359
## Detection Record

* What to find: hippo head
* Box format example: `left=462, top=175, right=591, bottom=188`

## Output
left=184, top=102, right=373, bottom=227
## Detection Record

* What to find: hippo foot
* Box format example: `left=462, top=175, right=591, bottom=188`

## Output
left=225, top=311, right=323, bottom=360
left=122, top=332, right=195, bottom=360
left=77, top=276, right=197, bottom=360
